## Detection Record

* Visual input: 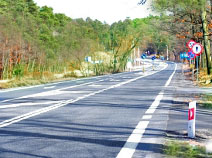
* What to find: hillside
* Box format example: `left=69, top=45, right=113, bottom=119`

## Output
left=0, top=0, right=173, bottom=88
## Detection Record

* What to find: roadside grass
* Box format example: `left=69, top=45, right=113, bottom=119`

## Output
left=0, top=57, right=113, bottom=89
left=164, top=140, right=212, bottom=158
left=0, top=75, right=78, bottom=89
left=200, top=94, right=212, bottom=109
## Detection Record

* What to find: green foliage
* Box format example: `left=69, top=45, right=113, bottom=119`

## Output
left=12, top=64, right=25, bottom=79
left=201, top=94, right=212, bottom=109
left=0, top=0, right=173, bottom=84
left=164, top=141, right=211, bottom=158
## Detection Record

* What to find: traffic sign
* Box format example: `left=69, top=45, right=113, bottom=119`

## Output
left=180, top=52, right=189, bottom=59
left=187, top=40, right=196, bottom=49
left=192, top=43, right=203, bottom=56
left=187, top=51, right=195, bottom=60
left=85, top=56, right=92, bottom=62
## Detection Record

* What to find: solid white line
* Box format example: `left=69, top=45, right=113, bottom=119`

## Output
left=116, top=63, right=176, bottom=158
left=0, top=101, right=62, bottom=109
left=0, top=80, right=103, bottom=103
left=0, top=63, right=168, bottom=128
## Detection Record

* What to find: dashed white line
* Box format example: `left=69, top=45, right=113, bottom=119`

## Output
left=116, top=121, right=149, bottom=158
left=88, top=84, right=102, bottom=87
left=116, top=63, right=176, bottom=158
left=44, top=86, right=55, bottom=89
left=142, top=115, right=152, bottom=120
left=165, top=64, right=177, bottom=87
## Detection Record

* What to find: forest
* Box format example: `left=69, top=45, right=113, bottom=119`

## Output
left=0, top=0, right=211, bottom=87
left=148, top=0, right=212, bottom=83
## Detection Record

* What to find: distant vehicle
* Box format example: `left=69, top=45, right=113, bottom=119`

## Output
left=141, top=54, right=147, bottom=59
left=151, top=56, right=156, bottom=60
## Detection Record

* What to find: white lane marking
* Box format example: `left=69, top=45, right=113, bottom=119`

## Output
left=116, top=121, right=149, bottom=158
left=18, top=90, right=70, bottom=98
left=116, top=63, right=176, bottom=158
left=0, top=60, right=156, bottom=93
left=136, top=72, right=144, bottom=75
left=0, top=76, right=103, bottom=93
left=0, top=101, right=63, bottom=109
left=145, top=108, right=156, bottom=114
left=0, top=85, right=41, bottom=93
left=0, top=63, right=168, bottom=128
left=145, top=92, right=164, bottom=114
left=68, top=91, right=89, bottom=94
left=0, top=80, right=103, bottom=103
left=44, top=86, right=55, bottom=89
left=165, top=64, right=177, bottom=87
left=142, top=115, right=152, bottom=120
left=110, top=79, right=120, bottom=82
left=88, top=84, right=102, bottom=87
left=0, top=100, right=73, bottom=128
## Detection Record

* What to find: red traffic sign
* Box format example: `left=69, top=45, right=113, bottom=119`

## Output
left=187, top=40, right=196, bottom=49
left=192, top=43, right=203, bottom=56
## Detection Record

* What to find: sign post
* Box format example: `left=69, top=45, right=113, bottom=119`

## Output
left=188, top=101, right=196, bottom=138
left=196, top=56, right=199, bottom=81
left=191, top=43, right=203, bottom=81
left=85, top=56, right=92, bottom=76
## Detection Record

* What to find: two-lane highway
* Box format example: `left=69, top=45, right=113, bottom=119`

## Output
left=0, top=60, right=176, bottom=158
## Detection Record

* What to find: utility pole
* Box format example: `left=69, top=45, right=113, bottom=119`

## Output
left=134, top=47, right=136, bottom=63
left=138, top=47, right=140, bottom=67
left=166, top=45, right=169, bottom=61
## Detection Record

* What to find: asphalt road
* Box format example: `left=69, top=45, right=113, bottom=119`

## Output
left=0, top=60, right=176, bottom=158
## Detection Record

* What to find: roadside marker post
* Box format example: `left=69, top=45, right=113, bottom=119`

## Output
left=85, top=56, right=92, bottom=76
left=141, top=54, right=146, bottom=73
left=188, top=101, right=196, bottom=138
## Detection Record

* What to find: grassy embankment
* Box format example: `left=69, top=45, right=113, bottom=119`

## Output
left=164, top=141, right=212, bottom=158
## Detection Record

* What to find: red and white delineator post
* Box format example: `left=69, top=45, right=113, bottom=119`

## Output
left=188, top=101, right=196, bottom=138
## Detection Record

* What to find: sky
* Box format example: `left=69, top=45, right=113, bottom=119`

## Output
left=33, top=0, right=155, bottom=24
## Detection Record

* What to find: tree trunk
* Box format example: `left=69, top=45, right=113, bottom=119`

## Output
left=201, top=7, right=211, bottom=75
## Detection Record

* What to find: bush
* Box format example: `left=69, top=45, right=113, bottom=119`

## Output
left=12, top=64, right=24, bottom=79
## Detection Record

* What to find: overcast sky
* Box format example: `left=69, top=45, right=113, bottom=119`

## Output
left=33, top=0, right=155, bottom=24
